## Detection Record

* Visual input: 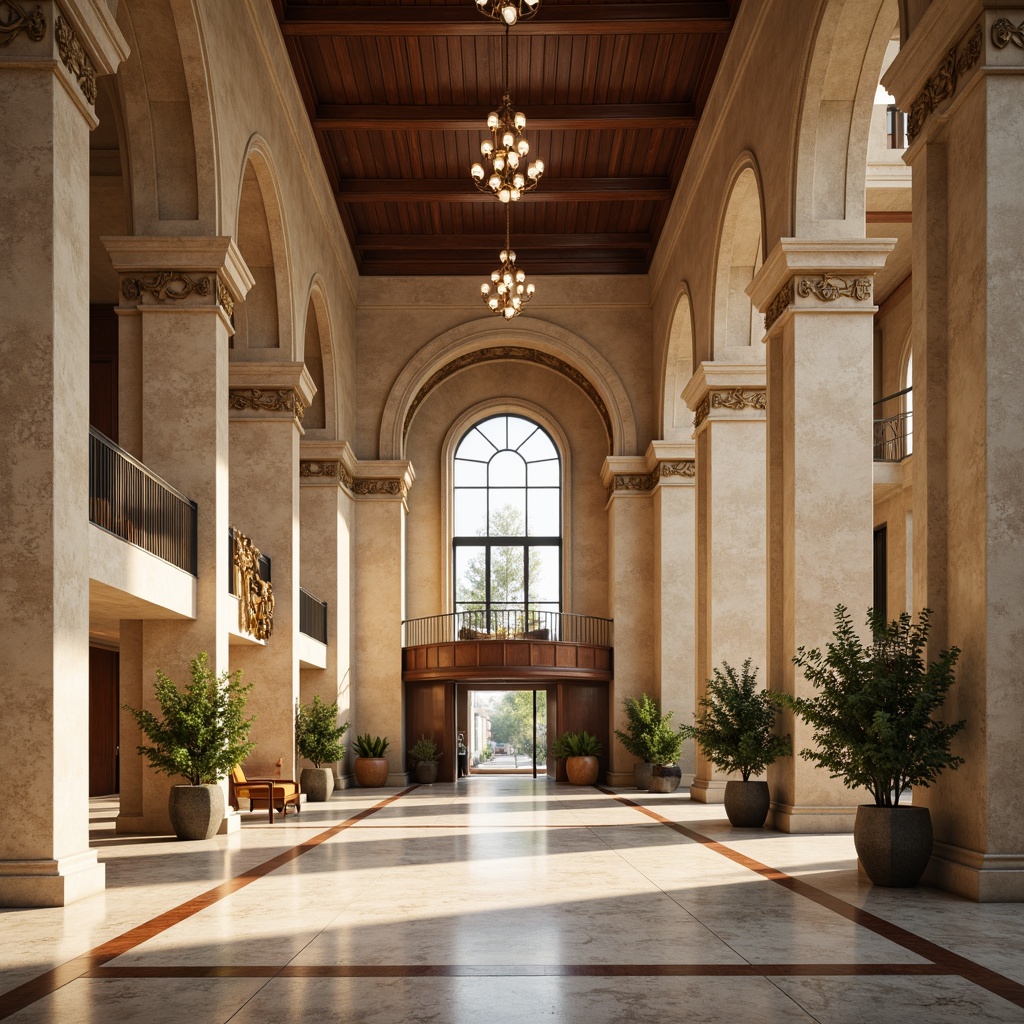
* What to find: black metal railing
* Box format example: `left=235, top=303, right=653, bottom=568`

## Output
left=228, top=526, right=271, bottom=594
left=402, top=610, right=613, bottom=648
left=300, top=588, right=328, bottom=644
left=873, top=386, right=913, bottom=462
left=89, top=427, right=198, bottom=575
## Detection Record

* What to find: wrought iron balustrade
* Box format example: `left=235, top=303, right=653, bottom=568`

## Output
left=873, top=386, right=913, bottom=463
left=402, top=610, right=613, bottom=648
left=300, top=588, right=328, bottom=645
left=88, top=427, right=198, bottom=575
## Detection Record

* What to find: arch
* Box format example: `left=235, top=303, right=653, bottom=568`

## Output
left=380, top=318, right=638, bottom=460
left=232, top=138, right=294, bottom=358
left=300, top=276, right=337, bottom=436
left=793, top=0, right=899, bottom=238
left=659, top=285, right=696, bottom=441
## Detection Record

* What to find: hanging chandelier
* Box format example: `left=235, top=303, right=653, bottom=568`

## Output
left=481, top=208, right=535, bottom=319
left=474, top=0, right=540, bottom=26
left=470, top=27, right=544, bottom=202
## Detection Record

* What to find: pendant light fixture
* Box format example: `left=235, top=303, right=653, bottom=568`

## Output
left=474, top=0, right=540, bottom=26
left=481, top=206, right=535, bottom=319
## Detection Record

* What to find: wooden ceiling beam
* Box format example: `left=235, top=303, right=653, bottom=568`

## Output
left=335, top=177, right=672, bottom=204
left=358, top=258, right=649, bottom=275
left=355, top=232, right=652, bottom=251
left=315, top=103, right=696, bottom=131
left=280, top=3, right=733, bottom=37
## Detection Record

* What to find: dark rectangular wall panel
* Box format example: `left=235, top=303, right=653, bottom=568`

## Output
left=89, top=646, right=119, bottom=795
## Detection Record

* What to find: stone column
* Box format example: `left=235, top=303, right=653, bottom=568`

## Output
left=298, top=442, right=357, bottom=785
left=228, top=364, right=315, bottom=779
left=352, top=461, right=415, bottom=785
left=681, top=364, right=767, bottom=803
left=601, top=459, right=655, bottom=786
left=749, top=238, right=894, bottom=833
left=103, top=237, right=253, bottom=834
left=0, top=1, right=125, bottom=905
left=883, top=5, right=1024, bottom=900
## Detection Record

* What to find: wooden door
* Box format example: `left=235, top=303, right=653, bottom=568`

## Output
left=89, top=647, right=120, bottom=795
left=555, top=681, right=609, bottom=783
left=404, top=680, right=456, bottom=782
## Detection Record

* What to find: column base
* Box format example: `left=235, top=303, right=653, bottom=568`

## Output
left=217, top=812, right=241, bottom=835
left=924, top=841, right=1024, bottom=902
left=387, top=772, right=410, bottom=787
left=690, top=779, right=727, bottom=803
left=770, top=802, right=857, bottom=833
left=605, top=772, right=636, bottom=788
left=0, top=851, right=105, bottom=907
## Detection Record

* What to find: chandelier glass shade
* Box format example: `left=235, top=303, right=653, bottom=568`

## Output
left=481, top=209, right=535, bottom=319
left=470, top=94, right=544, bottom=202
left=474, top=0, right=540, bottom=26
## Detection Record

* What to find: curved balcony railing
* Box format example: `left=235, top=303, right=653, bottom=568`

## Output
left=402, top=610, right=612, bottom=648
left=873, top=386, right=912, bottom=463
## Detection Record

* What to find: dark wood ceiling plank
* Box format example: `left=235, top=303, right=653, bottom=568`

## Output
left=334, top=177, right=671, bottom=203
left=354, top=232, right=652, bottom=251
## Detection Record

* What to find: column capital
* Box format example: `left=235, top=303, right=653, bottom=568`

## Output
left=601, top=448, right=695, bottom=498
left=229, top=362, right=317, bottom=427
left=348, top=459, right=416, bottom=501
left=681, top=362, right=766, bottom=432
left=299, top=441, right=358, bottom=489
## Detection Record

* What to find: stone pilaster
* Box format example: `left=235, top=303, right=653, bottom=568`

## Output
left=749, top=238, right=895, bottom=833
left=681, top=364, right=767, bottom=803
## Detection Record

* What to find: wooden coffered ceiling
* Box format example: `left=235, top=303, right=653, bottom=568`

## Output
left=275, top=0, right=742, bottom=275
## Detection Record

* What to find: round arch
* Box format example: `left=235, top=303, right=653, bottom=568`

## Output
left=300, top=275, right=338, bottom=437
left=659, top=285, right=696, bottom=441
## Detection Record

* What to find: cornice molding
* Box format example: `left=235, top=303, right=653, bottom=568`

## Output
left=907, top=22, right=983, bottom=141
left=228, top=387, right=306, bottom=422
left=56, top=13, right=96, bottom=104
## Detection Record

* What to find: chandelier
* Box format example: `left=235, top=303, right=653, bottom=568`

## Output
left=474, top=0, right=540, bottom=26
left=470, top=26, right=544, bottom=202
left=481, top=208, right=535, bottom=319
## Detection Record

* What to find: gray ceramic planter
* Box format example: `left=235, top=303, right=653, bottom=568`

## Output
left=854, top=805, right=933, bottom=886
left=301, top=766, right=334, bottom=802
left=633, top=762, right=653, bottom=791
left=415, top=761, right=439, bottom=784
left=724, top=780, right=770, bottom=827
left=649, top=764, right=682, bottom=793
left=168, top=784, right=224, bottom=841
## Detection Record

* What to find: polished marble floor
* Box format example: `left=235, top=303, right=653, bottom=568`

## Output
left=2, top=778, right=1023, bottom=1023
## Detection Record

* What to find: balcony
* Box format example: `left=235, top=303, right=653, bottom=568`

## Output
left=873, top=387, right=912, bottom=463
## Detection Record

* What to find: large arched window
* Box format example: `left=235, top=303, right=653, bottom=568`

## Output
left=453, top=414, right=561, bottom=636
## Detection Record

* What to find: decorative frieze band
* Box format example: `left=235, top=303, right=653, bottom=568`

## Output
left=229, top=387, right=306, bottom=421
left=299, top=460, right=356, bottom=488
left=993, top=18, right=1024, bottom=50
left=609, top=459, right=695, bottom=495
left=351, top=478, right=408, bottom=499
left=0, top=1, right=45, bottom=44
left=693, top=388, right=766, bottom=429
left=121, top=271, right=212, bottom=303
left=55, top=14, right=96, bottom=105
left=216, top=280, right=234, bottom=318
left=908, top=23, right=982, bottom=141
left=797, top=274, right=871, bottom=303
left=299, top=459, right=406, bottom=497
left=764, top=280, right=794, bottom=331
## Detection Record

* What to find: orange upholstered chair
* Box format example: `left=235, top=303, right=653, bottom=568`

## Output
left=231, top=765, right=301, bottom=823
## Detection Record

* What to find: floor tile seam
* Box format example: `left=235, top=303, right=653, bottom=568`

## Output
left=763, top=974, right=825, bottom=1024
left=0, top=786, right=418, bottom=1022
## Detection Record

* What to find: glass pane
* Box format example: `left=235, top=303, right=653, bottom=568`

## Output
left=519, top=428, right=557, bottom=463
left=488, top=449, right=526, bottom=487
left=527, top=459, right=560, bottom=487
left=454, top=547, right=487, bottom=605
left=527, top=489, right=560, bottom=536
left=455, top=428, right=497, bottom=463
left=527, top=603, right=561, bottom=638
left=455, top=489, right=487, bottom=537
left=477, top=416, right=507, bottom=452
left=488, top=489, right=526, bottom=535
left=489, top=545, right=524, bottom=604
left=507, top=416, right=537, bottom=451
left=454, top=459, right=487, bottom=487
left=527, top=546, right=560, bottom=603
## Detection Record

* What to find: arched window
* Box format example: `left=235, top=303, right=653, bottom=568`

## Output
left=453, top=414, right=561, bottom=636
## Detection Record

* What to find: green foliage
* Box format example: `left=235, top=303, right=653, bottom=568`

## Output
left=489, top=690, right=546, bottom=766
left=551, top=730, right=602, bottom=759
left=614, top=693, right=673, bottom=762
left=353, top=733, right=390, bottom=758
left=680, top=659, right=791, bottom=782
left=646, top=720, right=686, bottom=766
left=456, top=504, right=545, bottom=611
left=409, top=735, right=441, bottom=764
left=777, top=606, right=965, bottom=807
left=481, top=745, right=494, bottom=762
left=123, top=652, right=256, bottom=786
left=295, top=695, right=349, bottom=767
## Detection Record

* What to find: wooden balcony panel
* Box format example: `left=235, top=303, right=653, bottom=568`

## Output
left=401, top=639, right=613, bottom=682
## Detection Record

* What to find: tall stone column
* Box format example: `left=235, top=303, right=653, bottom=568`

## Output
left=681, top=365, right=767, bottom=803
left=228, top=364, right=315, bottom=779
left=749, top=238, right=894, bottom=832
left=601, top=459, right=655, bottom=786
left=352, top=462, right=415, bottom=785
left=0, top=2, right=125, bottom=905
left=103, top=237, right=253, bottom=834
left=884, top=5, right=1024, bottom=900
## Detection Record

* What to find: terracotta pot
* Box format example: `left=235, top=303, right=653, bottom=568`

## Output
left=649, top=764, right=682, bottom=793
left=633, top=762, right=653, bottom=791
left=168, top=784, right=224, bottom=841
left=565, top=755, right=600, bottom=785
left=415, top=761, right=439, bottom=784
left=855, top=805, right=933, bottom=887
left=724, top=780, right=770, bottom=827
left=301, top=766, right=334, bottom=802
left=354, top=756, right=389, bottom=788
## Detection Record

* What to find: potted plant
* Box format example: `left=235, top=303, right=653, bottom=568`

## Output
left=646, top=720, right=687, bottom=793
left=295, top=695, right=349, bottom=801
left=778, top=606, right=965, bottom=886
left=409, top=735, right=442, bottom=784
left=680, top=659, right=791, bottom=827
left=551, top=730, right=602, bottom=785
left=614, top=693, right=662, bottom=790
left=353, top=733, right=390, bottom=787
left=124, top=652, right=255, bottom=840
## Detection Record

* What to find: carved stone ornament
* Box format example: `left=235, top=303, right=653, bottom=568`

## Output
left=992, top=17, right=1024, bottom=50
left=0, top=2, right=45, bottom=45
left=908, top=23, right=983, bottom=141
left=693, top=388, right=767, bottom=429
left=657, top=460, right=696, bottom=480
left=229, top=388, right=306, bottom=421
left=55, top=14, right=96, bottom=105
left=610, top=460, right=695, bottom=497
left=351, top=478, right=408, bottom=499
left=216, top=280, right=234, bottom=318
left=765, top=280, right=794, bottom=331
left=121, top=272, right=212, bottom=303
left=299, top=460, right=338, bottom=479
left=797, top=275, right=872, bottom=303
left=232, top=530, right=274, bottom=641
left=612, top=474, right=652, bottom=493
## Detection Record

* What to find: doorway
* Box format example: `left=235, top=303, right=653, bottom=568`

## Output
left=468, top=689, right=548, bottom=776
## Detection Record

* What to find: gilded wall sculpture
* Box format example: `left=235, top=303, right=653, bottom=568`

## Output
left=232, top=530, right=274, bottom=641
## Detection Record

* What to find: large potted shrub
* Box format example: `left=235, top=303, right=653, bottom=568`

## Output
left=647, top=720, right=687, bottom=793
left=295, top=695, right=349, bottom=801
left=409, top=735, right=442, bottom=784
left=552, top=730, right=602, bottom=785
left=778, top=606, right=965, bottom=886
left=353, top=734, right=390, bottom=787
left=124, top=652, right=255, bottom=841
left=680, top=659, right=791, bottom=827
left=614, top=693, right=663, bottom=790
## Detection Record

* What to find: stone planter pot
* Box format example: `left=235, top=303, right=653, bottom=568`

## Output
left=633, top=762, right=653, bottom=791
left=301, top=766, right=334, bottom=802
left=649, top=764, right=682, bottom=794
left=855, top=805, right=933, bottom=887
left=724, top=780, right=771, bottom=828
left=168, top=784, right=224, bottom=841
left=565, top=755, right=600, bottom=785
left=354, top=756, right=389, bottom=788
left=415, top=761, right=439, bottom=784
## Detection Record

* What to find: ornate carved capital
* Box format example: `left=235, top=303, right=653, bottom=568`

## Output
left=992, top=18, right=1024, bottom=51
left=229, top=387, right=306, bottom=421
left=608, top=459, right=695, bottom=498
left=299, top=460, right=338, bottom=479
left=765, top=280, right=794, bottom=331
left=55, top=14, right=96, bottom=105
left=908, top=23, right=982, bottom=141
left=657, top=459, right=696, bottom=480
left=797, top=275, right=872, bottom=303
left=694, top=388, right=766, bottom=429
left=121, top=271, right=212, bottom=303
left=216, top=279, right=234, bottom=318
left=0, top=2, right=45, bottom=44
left=232, top=530, right=274, bottom=642
left=351, top=477, right=407, bottom=499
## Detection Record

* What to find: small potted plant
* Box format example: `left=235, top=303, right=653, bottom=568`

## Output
left=680, top=659, right=791, bottom=827
left=646, top=720, right=687, bottom=793
left=551, top=730, right=602, bottom=785
left=778, top=606, right=965, bottom=886
left=295, top=695, right=349, bottom=801
left=124, top=652, right=255, bottom=840
left=614, top=693, right=662, bottom=790
left=353, top=733, right=390, bottom=787
left=408, top=735, right=442, bottom=784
